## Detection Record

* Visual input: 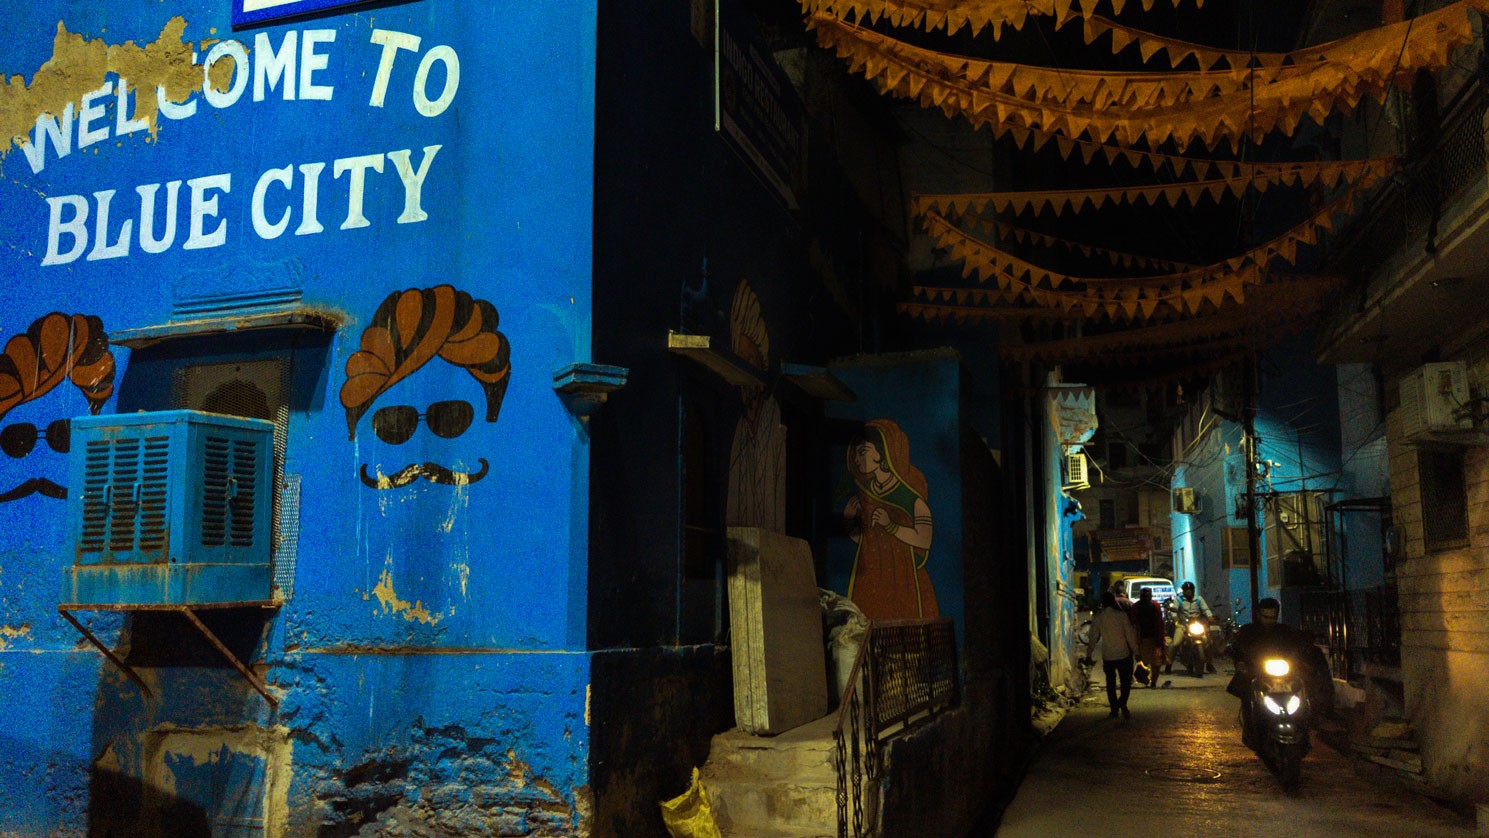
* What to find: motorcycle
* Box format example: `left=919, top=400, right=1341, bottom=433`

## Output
left=1175, top=616, right=1210, bottom=677
left=1240, top=653, right=1312, bottom=788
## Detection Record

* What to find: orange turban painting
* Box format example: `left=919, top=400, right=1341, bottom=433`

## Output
left=340, top=286, right=512, bottom=440
left=0, top=313, right=115, bottom=421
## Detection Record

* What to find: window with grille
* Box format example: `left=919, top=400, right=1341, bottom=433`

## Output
left=1418, top=448, right=1468, bottom=552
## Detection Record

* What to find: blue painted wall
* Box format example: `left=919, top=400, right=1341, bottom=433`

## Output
left=1170, top=336, right=1343, bottom=619
left=1, top=2, right=596, bottom=832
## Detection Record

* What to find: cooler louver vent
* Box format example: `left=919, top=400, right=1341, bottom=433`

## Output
left=231, top=439, right=258, bottom=546
left=200, top=437, right=263, bottom=548
left=139, top=437, right=170, bottom=551
left=65, top=411, right=275, bottom=606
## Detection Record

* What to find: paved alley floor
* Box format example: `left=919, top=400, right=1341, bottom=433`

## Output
left=992, top=668, right=1476, bottom=838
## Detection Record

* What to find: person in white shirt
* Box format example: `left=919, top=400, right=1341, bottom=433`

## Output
left=1085, top=590, right=1141, bottom=719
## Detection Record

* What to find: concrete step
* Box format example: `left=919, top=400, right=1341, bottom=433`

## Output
left=707, top=777, right=839, bottom=837
left=705, top=714, right=839, bottom=778
left=701, top=714, right=848, bottom=837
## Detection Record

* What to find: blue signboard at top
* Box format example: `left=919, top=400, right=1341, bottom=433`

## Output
left=234, top=0, right=382, bottom=26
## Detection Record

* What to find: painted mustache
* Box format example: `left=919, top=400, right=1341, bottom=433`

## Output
left=0, top=477, right=68, bottom=503
left=360, top=458, right=489, bottom=490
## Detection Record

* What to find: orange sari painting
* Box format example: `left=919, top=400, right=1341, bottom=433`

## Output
left=844, top=419, right=939, bottom=621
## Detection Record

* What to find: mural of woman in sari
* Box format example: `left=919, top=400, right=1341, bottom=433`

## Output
left=843, top=419, right=939, bottom=620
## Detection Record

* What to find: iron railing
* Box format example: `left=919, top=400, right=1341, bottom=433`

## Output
left=1294, top=498, right=1402, bottom=681
left=1296, top=585, right=1400, bottom=680
left=833, top=618, right=959, bottom=838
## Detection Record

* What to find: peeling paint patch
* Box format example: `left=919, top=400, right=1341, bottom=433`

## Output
left=453, top=561, right=470, bottom=598
left=0, top=624, right=30, bottom=650
left=372, top=568, right=442, bottom=625
left=143, top=724, right=293, bottom=837
left=1, top=17, right=224, bottom=156
left=313, top=725, right=585, bottom=836
left=437, top=480, right=470, bottom=533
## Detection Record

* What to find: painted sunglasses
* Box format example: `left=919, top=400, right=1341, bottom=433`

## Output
left=0, top=419, right=71, bottom=458
left=370, top=400, right=474, bottom=445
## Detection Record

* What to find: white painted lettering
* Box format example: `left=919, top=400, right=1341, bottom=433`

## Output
left=387, top=145, right=440, bottom=224
left=300, top=30, right=336, bottom=101
left=78, top=82, right=112, bottom=148
left=184, top=174, right=232, bottom=250
left=136, top=181, right=181, bottom=254
left=21, top=104, right=73, bottom=174
left=203, top=41, right=249, bottom=109
left=333, top=153, right=383, bottom=230
left=413, top=46, right=459, bottom=117
left=116, top=79, right=151, bottom=136
left=296, top=162, right=326, bottom=236
left=86, top=190, right=132, bottom=261
left=368, top=30, right=421, bottom=108
left=253, top=31, right=298, bottom=102
left=157, top=84, right=197, bottom=121
left=253, top=165, right=295, bottom=239
left=41, top=195, right=88, bottom=266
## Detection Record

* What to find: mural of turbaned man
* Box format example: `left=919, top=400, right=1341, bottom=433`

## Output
left=0, top=313, right=116, bottom=504
left=340, top=285, right=511, bottom=490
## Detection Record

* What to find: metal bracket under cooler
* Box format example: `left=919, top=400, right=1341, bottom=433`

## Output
left=58, top=601, right=280, bottom=707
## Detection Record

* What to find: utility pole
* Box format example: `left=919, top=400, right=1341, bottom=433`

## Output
left=1242, top=352, right=1261, bottom=611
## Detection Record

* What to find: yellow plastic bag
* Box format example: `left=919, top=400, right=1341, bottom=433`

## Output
left=659, top=767, right=723, bottom=838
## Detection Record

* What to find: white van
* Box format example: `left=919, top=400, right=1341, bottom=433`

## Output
left=1117, top=576, right=1175, bottom=608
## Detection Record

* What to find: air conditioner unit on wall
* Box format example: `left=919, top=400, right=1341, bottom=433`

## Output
left=1400, top=362, right=1474, bottom=442
left=1065, top=452, right=1089, bottom=487
left=1173, top=486, right=1198, bottom=514
left=64, top=410, right=275, bottom=606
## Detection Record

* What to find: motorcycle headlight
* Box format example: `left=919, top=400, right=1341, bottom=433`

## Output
left=1188, top=621, right=1205, bottom=636
left=1262, top=694, right=1285, bottom=715
left=1263, top=658, right=1290, bottom=677
left=1285, top=695, right=1302, bottom=715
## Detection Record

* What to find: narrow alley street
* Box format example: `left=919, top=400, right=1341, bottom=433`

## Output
left=990, top=669, right=1476, bottom=837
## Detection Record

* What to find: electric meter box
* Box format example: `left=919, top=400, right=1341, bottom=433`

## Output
left=63, top=410, right=275, bottom=606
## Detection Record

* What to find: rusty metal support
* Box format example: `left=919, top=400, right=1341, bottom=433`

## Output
left=179, top=607, right=279, bottom=708
left=57, top=602, right=279, bottom=708
left=58, top=607, right=154, bottom=698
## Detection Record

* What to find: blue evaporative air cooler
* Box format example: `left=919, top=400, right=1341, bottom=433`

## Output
left=64, top=410, right=275, bottom=606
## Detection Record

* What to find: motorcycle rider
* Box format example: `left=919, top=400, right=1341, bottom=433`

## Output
left=1166, top=581, right=1216, bottom=673
left=1227, top=598, right=1323, bottom=747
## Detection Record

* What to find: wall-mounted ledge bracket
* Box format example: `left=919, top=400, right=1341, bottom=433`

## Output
left=667, top=331, right=765, bottom=388
left=110, top=308, right=344, bottom=349
left=1407, top=430, right=1489, bottom=447
left=58, top=601, right=281, bottom=707
left=781, top=363, right=856, bottom=402
left=553, top=363, right=629, bottom=418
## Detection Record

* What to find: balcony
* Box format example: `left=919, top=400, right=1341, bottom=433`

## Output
left=1317, top=73, right=1489, bottom=367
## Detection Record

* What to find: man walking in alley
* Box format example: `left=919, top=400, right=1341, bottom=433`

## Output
left=1085, top=590, right=1140, bottom=719
left=1131, top=587, right=1167, bottom=687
